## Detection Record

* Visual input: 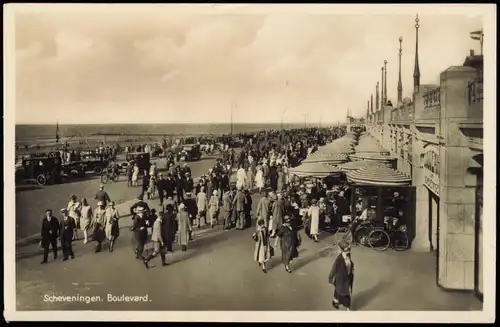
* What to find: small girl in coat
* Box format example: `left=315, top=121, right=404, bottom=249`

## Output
left=253, top=218, right=272, bottom=273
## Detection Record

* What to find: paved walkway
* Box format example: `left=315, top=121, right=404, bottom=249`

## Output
left=15, top=196, right=481, bottom=311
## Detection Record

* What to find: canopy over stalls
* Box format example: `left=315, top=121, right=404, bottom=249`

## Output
left=336, top=160, right=384, bottom=171
left=289, top=162, right=343, bottom=178
left=346, top=166, right=412, bottom=186
left=354, top=133, right=390, bottom=155
left=348, top=154, right=398, bottom=169
left=302, top=152, right=349, bottom=164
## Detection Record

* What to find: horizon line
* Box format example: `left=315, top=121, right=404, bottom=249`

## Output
left=15, top=121, right=349, bottom=126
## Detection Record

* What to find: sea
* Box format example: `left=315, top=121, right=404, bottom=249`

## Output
left=15, top=123, right=309, bottom=143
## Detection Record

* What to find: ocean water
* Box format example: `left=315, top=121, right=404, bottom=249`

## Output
left=15, top=123, right=308, bottom=143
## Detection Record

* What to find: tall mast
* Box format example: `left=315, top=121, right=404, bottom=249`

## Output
left=397, top=37, right=403, bottom=105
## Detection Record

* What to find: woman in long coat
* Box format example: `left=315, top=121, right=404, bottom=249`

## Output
left=208, top=190, right=220, bottom=227
left=92, top=201, right=107, bottom=253
left=253, top=219, right=272, bottom=273
left=277, top=166, right=284, bottom=193
left=176, top=203, right=192, bottom=252
left=105, top=201, right=120, bottom=252
left=276, top=215, right=301, bottom=273
left=328, top=241, right=354, bottom=311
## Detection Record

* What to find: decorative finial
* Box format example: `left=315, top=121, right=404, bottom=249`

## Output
left=398, top=37, right=403, bottom=104
left=413, top=14, right=421, bottom=94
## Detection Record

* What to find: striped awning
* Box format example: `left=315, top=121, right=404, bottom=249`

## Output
left=336, top=161, right=384, bottom=171
left=289, top=162, right=343, bottom=178
left=346, top=166, right=412, bottom=186
left=349, top=153, right=397, bottom=163
left=302, top=152, right=349, bottom=164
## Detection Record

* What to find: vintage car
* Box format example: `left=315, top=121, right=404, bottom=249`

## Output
left=61, top=161, right=87, bottom=179
left=120, top=152, right=151, bottom=172
left=178, top=144, right=202, bottom=162
left=16, top=154, right=63, bottom=186
left=79, top=151, right=109, bottom=174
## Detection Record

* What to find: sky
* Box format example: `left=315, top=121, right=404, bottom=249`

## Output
left=10, top=4, right=485, bottom=124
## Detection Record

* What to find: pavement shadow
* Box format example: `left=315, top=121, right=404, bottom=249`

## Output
left=352, top=280, right=392, bottom=310
left=292, top=246, right=338, bottom=272
left=15, top=185, right=43, bottom=193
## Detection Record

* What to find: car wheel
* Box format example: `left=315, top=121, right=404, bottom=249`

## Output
left=36, top=174, right=47, bottom=186
left=94, top=166, right=102, bottom=174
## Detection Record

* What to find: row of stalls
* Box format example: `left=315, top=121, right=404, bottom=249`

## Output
left=288, top=129, right=416, bottom=248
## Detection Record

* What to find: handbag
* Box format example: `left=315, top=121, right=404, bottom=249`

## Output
left=252, top=232, right=258, bottom=242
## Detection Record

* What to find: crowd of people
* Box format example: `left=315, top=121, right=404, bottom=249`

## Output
left=38, top=125, right=360, bottom=309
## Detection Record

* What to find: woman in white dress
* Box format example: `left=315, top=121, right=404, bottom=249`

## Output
left=67, top=195, right=81, bottom=241
left=255, top=166, right=265, bottom=192
left=208, top=190, right=220, bottom=227
left=236, top=165, right=247, bottom=190
left=79, top=197, right=93, bottom=244
left=132, top=163, right=140, bottom=187
left=307, top=199, right=321, bottom=242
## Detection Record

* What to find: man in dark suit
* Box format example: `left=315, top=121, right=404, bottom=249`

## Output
left=164, top=173, right=176, bottom=199
left=156, top=173, right=166, bottom=207
left=232, top=187, right=246, bottom=230
left=40, top=209, right=60, bottom=264
left=59, top=208, right=76, bottom=261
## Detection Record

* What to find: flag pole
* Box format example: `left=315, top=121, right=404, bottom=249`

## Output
left=480, top=30, right=484, bottom=56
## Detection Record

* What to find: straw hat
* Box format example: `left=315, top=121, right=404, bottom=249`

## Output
left=97, top=201, right=104, bottom=206
left=60, top=208, right=68, bottom=214
left=213, top=190, right=218, bottom=196
left=178, top=203, right=186, bottom=210
left=135, top=206, right=146, bottom=213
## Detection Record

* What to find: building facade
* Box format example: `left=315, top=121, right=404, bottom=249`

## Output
left=365, top=17, right=484, bottom=299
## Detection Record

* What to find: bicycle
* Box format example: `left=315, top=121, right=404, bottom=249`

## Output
left=368, top=217, right=409, bottom=252
left=331, top=216, right=374, bottom=247
left=100, top=168, right=120, bottom=184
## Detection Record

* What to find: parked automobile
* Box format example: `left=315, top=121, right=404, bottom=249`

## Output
left=177, top=144, right=202, bottom=162
left=79, top=151, right=109, bottom=174
left=16, top=154, right=63, bottom=186
left=120, top=152, right=151, bottom=173
left=61, top=161, right=87, bottom=179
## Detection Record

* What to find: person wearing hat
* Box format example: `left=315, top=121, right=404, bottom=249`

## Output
left=208, top=190, right=220, bottom=228
left=270, top=192, right=284, bottom=240
left=307, top=198, right=321, bottom=242
left=184, top=172, right=194, bottom=195
left=130, top=196, right=151, bottom=219
left=243, top=189, right=253, bottom=228
left=176, top=202, right=192, bottom=252
left=328, top=240, right=354, bottom=311
left=80, top=198, right=93, bottom=244
left=105, top=201, right=120, bottom=252
left=175, top=171, right=186, bottom=203
left=196, top=186, right=208, bottom=227
left=232, top=185, right=246, bottom=230
left=140, top=170, right=150, bottom=200
left=67, top=195, right=81, bottom=241
left=253, top=218, right=273, bottom=274
left=40, top=209, right=60, bottom=264
left=132, top=205, right=149, bottom=259
left=275, top=215, right=301, bottom=273
left=126, top=161, right=134, bottom=187
left=221, top=187, right=233, bottom=230
left=59, top=208, right=76, bottom=261
left=164, top=173, right=176, bottom=200
left=156, top=173, right=166, bottom=207
left=94, top=184, right=111, bottom=208
left=143, top=206, right=169, bottom=269
left=184, top=192, right=197, bottom=235
left=91, top=201, right=107, bottom=253
left=256, top=191, right=271, bottom=227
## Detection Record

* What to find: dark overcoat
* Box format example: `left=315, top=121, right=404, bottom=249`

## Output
left=276, top=223, right=301, bottom=264
left=328, top=253, right=355, bottom=296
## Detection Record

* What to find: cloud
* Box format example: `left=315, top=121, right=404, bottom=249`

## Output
left=12, top=7, right=484, bottom=124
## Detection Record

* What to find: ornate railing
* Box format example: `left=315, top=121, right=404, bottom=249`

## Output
left=468, top=77, right=483, bottom=105
left=423, top=87, right=441, bottom=108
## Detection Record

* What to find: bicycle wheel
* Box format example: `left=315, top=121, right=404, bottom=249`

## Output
left=332, top=227, right=349, bottom=245
left=391, top=230, right=409, bottom=251
left=100, top=174, right=109, bottom=184
left=368, top=229, right=390, bottom=251
left=354, top=227, right=371, bottom=247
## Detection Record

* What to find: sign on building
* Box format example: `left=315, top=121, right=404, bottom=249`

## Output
left=423, top=145, right=440, bottom=196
